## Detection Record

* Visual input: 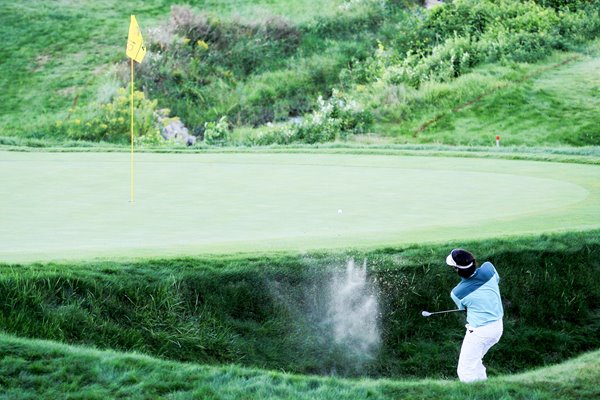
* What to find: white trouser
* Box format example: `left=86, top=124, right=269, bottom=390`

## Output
left=457, top=319, right=503, bottom=383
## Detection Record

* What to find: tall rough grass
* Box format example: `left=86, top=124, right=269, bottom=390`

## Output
left=1, top=332, right=598, bottom=399
left=0, top=334, right=600, bottom=400
left=1, top=230, right=598, bottom=378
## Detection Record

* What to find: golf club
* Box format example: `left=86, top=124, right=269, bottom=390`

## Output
left=421, top=309, right=465, bottom=317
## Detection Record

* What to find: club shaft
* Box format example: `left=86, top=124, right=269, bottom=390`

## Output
left=428, top=309, right=464, bottom=315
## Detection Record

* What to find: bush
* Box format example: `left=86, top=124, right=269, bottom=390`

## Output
left=238, top=68, right=314, bottom=126
left=348, top=0, right=599, bottom=89
left=532, top=0, right=593, bottom=10
left=305, top=5, right=385, bottom=39
left=412, top=35, right=478, bottom=85
left=555, top=5, right=600, bottom=48
left=251, top=124, right=296, bottom=146
left=250, top=90, right=372, bottom=145
left=204, top=116, right=230, bottom=145
left=144, top=5, right=302, bottom=78
left=139, top=6, right=308, bottom=132
left=55, top=88, right=162, bottom=145
left=567, top=122, right=600, bottom=146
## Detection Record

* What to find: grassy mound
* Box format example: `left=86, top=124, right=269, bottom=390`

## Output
left=0, top=332, right=598, bottom=399
left=1, top=230, right=598, bottom=379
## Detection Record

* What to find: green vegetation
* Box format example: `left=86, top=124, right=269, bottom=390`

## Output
left=1, top=230, right=599, bottom=379
left=2, top=151, right=599, bottom=262
left=136, top=2, right=381, bottom=136
left=0, top=332, right=598, bottom=399
left=0, top=0, right=350, bottom=140
left=53, top=88, right=163, bottom=144
left=2, top=0, right=599, bottom=146
left=410, top=53, right=600, bottom=146
left=349, top=0, right=600, bottom=146
left=1, top=0, right=599, bottom=397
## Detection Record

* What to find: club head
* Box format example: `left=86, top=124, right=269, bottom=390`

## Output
left=421, top=310, right=432, bottom=317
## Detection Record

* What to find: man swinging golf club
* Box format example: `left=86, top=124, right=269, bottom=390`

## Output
left=446, top=248, right=504, bottom=383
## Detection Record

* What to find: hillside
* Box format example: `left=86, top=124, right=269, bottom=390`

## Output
left=0, top=0, right=348, bottom=141
left=1, top=0, right=599, bottom=147
left=372, top=47, right=600, bottom=146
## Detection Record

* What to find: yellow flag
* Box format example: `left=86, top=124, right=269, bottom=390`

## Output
left=126, top=15, right=146, bottom=63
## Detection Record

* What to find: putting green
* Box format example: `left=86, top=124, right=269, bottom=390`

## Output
left=1, top=151, right=598, bottom=262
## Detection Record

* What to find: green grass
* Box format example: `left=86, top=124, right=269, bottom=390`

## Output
left=2, top=0, right=600, bottom=147
left=2, top=138, right=600, bottom=162
left=0, top=312, right=598, bottom=398
left=413, top=54, right=600, bottom=146
left=0, top=0, right=348, bottom=138
left=1, top=0, right=599, bottom=395
left=1, top=230, right=599, bottom=380
left=1, top=151, right=599, bottom=262
left=364, top=44, right=600, bottom=145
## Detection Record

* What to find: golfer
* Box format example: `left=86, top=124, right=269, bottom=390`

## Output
left=446, top=249, right=503, bottom=383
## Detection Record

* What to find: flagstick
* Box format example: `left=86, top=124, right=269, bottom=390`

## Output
left=130, top=58, right=135, bottom=203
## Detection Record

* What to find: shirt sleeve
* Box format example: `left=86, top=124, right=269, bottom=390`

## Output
left=450, top=291, right=465, bottom=310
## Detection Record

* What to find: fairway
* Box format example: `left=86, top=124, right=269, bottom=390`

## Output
left=1, top=151, right=599, bottom=262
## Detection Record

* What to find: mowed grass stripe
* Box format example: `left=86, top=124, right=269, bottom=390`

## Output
left=1, top=151, right=599, bottom=262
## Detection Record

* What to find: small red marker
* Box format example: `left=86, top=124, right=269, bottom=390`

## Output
left=495, top=135, right=500, bottom=147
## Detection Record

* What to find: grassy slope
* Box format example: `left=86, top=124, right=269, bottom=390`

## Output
left=367, top=41, right=600, bottom=146
left=0, top=332, right=598, bottom=399
left=4, top=0, right=599, bottom=147
left=0, top=0, right=344, bottom=138
left=413, top=50, right=600, bottom=146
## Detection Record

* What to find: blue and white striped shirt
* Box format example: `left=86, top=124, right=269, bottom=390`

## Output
left=450, top=262, right=504, bottom=328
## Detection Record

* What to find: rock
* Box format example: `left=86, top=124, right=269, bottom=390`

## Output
left=157, top=110, right=196, bottom=146
left=425, top=0, right=444, bottom=9
left=425, top=0, right=444, bottom=8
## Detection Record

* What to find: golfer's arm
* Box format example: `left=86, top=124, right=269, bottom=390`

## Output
left=450, top=291, right=465, bottom=310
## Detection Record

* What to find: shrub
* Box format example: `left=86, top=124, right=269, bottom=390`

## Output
left=56, top=88, right=162, bottom=145
left=289, top=90, right=372, bottom=144
left=295, top=115, right=340, bottom=144
left=249, top=90, right=372, bottom=145
left=555, top=5, right=600, bottom=48
left=139, top=6, right=307, bottom=132
left=567, top=122, right=600, bottom=146
left=204, top=116, right=230, bottom=145
left=353, top=0, right=600, bottom=90
left=238, top=68, right=314, bottom=126
left=415, top=35, right=477, bottom=84
left=324, top=89, right=373, bottom=133
left=251, top=125, right=296, bottom=146
left=305, top=6, right=385, bottom=39
left=144, top=5, right=301, bottom=76
left=532, top=0, right=592, bottom=10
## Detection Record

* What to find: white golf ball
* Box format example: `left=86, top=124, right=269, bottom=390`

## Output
left=338, top=209, right=343, bottom=214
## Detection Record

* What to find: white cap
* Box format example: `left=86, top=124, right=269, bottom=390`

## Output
left=446, top=249, right=474, bottom=269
